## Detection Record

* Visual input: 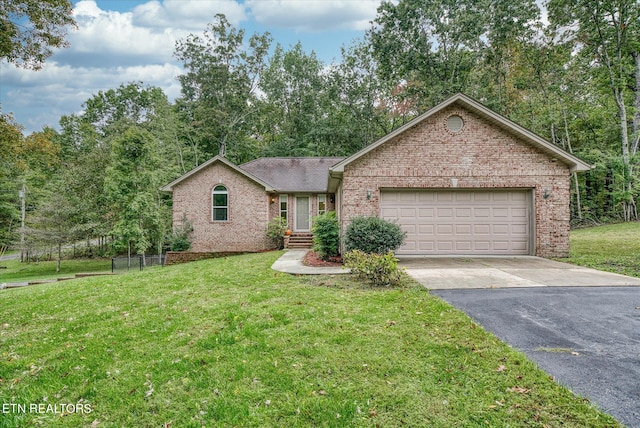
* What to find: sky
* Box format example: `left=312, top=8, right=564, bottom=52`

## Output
left=0, top=0, right=383, bottom=135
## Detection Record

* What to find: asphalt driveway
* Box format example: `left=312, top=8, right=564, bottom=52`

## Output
left=433, top=286, right=640, bottom=427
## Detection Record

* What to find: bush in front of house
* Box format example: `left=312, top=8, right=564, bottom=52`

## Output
left=344, top=216, right=407, bottom=254
left=266, top=217, right=288, bottom=249
left=169, top=217, right=194, bottom=251
left=343, top=249, right=404, bottom=287
left=311, top=212, right=340, bottom=260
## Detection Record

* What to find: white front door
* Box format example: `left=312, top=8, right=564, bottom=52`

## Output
left=295, top=196, right=311, bottom=231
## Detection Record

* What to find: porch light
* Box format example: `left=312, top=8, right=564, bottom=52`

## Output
left=367, top=189, right=372, bottom=200
left=543, top=188, right=551, bottom=199
left=270, top=196, right=276, bottom=204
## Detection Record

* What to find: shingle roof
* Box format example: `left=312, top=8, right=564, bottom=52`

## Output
left=240, top=157, right=345, bottom=192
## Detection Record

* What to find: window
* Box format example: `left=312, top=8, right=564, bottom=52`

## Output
left=279, top=194, right=288, bottom=221
left=212, top=185, right=228, bottom=221
left=447, top=114, right=464, bottom=132
left=318, top=194, right=326, bottom=215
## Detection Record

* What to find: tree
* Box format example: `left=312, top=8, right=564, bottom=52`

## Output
left=258, top=42, right=328, bottom=156
left=0, top=114, right=23, bottom=253
left=0, top=0, right=76, bottom=69
left=368, top=0, right=487, bottom=110
left=104, top=127, right=171, bottom=264
left=26, top=187, right=79, bottom=272
left=549, top=0, right=640, bottom=220
left=174, top=14, right=272, bottom=163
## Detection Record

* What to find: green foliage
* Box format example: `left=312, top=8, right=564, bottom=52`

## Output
left=265, top=216, right=287, bottom=249
left=0, top=0, right=76, bottom=69
left=104, top=126, right=169, bottom=256
left=344, top=249, right=404, bottom=287
left=344, top=216, right=407, bottom=254
left=174, top=14, right=272, bottom=162
left=168, top=216, right=193, bottom=252
left=311, top=212, right=339, bottom=260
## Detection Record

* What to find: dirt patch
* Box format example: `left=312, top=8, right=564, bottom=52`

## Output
left=303, top=251, right=343, bottom=267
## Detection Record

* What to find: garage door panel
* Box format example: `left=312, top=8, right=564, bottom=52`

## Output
left=399, top=207, right=416, bottom=218
left=455, top=241, right=472, bottom=251
left=492, top=224, right=509, bottom=235
left=455, top=224, right=472, bottom=235
left=474, top=241, right=491, bottom=251
left=399, top=192, right=417, bottom=202
left=512, top=208, right=528, bottom=218
left=401, top=224, right=416, bottom=234
left=437, top=207, right=454, bottom=218
left=419, top=224, right=435, bottom=234
left=473, top=208, right=490, bottom=217
left=512, top=241, right=528, bottom=251
left=380, top=190, right=531, bottom=255
left=493, top=208, right=509, bottom=217
left=418, top=241, right=435, bottom=251
left=418, top=208, right=435, bottom=218
left=437, top=241, right=453, bottom=251
left=493, top=241, right=510, bottom=251
left=456, top=207, right=472, bottom=217
left=455, top=192, right=472, bottom=202
left=381, top=207, right=399, bottom=218
left=418, top=192, right=436, bottom=202
left=511, top=224, right=528, bottom=235
left=437, top=224, right=454, bottom=235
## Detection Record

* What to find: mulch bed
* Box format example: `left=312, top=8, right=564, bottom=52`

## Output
left=303, top=251, right=343, bottom=267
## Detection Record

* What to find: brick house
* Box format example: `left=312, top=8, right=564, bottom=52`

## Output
left=161, top=93, right=590, bottom=258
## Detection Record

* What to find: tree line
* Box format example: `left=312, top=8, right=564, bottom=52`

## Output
left=1, top=0, right=639, bottom=266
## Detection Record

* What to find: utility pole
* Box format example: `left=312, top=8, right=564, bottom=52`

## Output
left=19, top=184, right=25, bottom=262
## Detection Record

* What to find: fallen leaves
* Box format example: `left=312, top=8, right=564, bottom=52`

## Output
left=507, top=386, right=530, bottom=394
left=496, top=365, right=507, bottom=372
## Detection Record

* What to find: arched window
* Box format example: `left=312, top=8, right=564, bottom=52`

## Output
left=212, top=185, right=228, bottom=221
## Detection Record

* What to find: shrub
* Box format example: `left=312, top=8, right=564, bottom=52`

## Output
left=266, top=217, right=288, bottom=249
left=169, top=217, right=193, bottom=252
left=311, top=212, right=340, bottom=260
left=344, top=216, right=407, bottom=254
left=343, top=250, right=404, bottom=287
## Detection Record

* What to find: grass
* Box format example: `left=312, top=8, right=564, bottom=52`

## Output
left=0, top=258, right=112, bottom=283
left=0, top=251, right=619, bottom=427
left=559, top=222, right=640, bottom=277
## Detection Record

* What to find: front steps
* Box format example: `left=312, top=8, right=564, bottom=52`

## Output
left=285, top=233, right=313, bottom=249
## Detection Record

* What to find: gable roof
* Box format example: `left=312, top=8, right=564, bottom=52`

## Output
left=161, top=155, right=345, bottom=193
left=329, top=93, right=591, bottom=180
left=240, top=157, right=345, bottom=192
left=160, top=155, right=275, bottom=192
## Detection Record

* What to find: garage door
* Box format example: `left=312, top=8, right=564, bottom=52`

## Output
left=380, top=190, right=531, bottom=255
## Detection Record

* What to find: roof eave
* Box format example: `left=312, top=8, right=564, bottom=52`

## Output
left=160, top=155, right=275, bottom=192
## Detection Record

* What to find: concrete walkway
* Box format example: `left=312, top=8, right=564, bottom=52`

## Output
left=271, top=250, right=349, bottom=275
left=400, top=256, right=640, bottom=290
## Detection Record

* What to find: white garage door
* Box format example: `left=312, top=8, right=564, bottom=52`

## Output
left=380, top=190, right=532, bottom=255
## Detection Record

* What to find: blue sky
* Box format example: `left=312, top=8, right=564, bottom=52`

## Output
left=1, top=0, right=382, bottom=134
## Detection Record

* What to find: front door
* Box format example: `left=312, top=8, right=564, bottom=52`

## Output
left=295, top=196, right=310, bottom=231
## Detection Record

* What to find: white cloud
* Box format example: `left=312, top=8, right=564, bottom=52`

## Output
left=132, top=0, right=247, bottom=30
left=247, top=0, right=380, bottom=32
left=1, top=0, right=374, bottom=134
left=2, top=60, right=182, bottom=132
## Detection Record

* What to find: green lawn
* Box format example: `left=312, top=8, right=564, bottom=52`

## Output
left=559, top=222, right=640, bottom=277
left=0, top=252, right=619, bottom=427
left=0, top=258, right=112, bottom=283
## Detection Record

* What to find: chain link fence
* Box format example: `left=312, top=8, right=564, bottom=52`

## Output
left=111, top=255, right=165, bottom=273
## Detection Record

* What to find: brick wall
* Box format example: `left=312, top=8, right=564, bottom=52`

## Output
left=340, top=105, right=571, bottom=258
left=172, top=161, right=271, bottom=252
